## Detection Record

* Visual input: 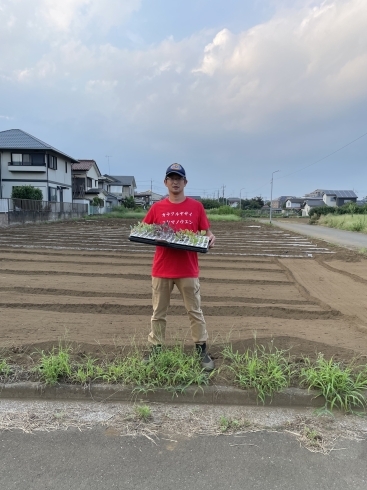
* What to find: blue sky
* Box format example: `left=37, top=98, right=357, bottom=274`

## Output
left=1, top=0, right=366, bottom=200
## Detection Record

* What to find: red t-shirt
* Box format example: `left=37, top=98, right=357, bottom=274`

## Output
left=143, top=197, right=210, bottom=278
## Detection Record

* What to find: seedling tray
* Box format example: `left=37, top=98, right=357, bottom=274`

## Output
left=129, top=232, right=209, bottom=253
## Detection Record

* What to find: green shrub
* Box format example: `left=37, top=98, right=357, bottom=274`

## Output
left=11, top=185, right=43, bottom=200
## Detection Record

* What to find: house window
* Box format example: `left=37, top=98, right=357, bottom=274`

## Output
left=87, top=177, right=92, bottom=188
left=11, top=153, right=46, bottom=166
left=48, top=155, right=57, bottom=170
left=48, top=187, right=57, bottom=202
left=65, top=162, right=68, bottom=173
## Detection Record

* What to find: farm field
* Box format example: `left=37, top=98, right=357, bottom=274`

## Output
left=0, top=219, right=366, bottom=362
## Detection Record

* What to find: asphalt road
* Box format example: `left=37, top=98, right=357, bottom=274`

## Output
left=267, top=220, right=367, bottom=250
left=1, top=429, right=366, bottom=490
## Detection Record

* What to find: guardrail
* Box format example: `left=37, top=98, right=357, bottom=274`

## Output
left=0, top=198, right=88, bottom=226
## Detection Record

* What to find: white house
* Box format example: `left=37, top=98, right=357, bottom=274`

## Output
left=0, top=129, right=77, bottom=202
left=285, top=198, right=304, bottom=210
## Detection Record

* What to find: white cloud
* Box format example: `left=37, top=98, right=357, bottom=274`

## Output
left=1, top=0, right=366, bottom=140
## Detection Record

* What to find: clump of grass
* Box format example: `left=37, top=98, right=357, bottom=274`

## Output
left=36, top=346, right=72, bottom=385
left=219, top=416, right=250, bottom=433
left=222, top=343, right=292, bottom=403
left=101, top=346, right=210, bottom=391
left=72, top=356, right=101, bottom=384
left=300, top=355, right=367, bottom=412
left=0, top=357, right=11, bottom=376
left=134, top=405, right=152, bottom=422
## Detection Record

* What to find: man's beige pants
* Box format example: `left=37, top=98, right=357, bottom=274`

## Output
left=148, top=277, right=208, bottom=345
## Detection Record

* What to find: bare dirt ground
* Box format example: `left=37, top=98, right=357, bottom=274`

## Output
left=0, top=218, right=366, bottom=365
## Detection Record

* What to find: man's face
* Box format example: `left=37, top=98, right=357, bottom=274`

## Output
left=164, top=173, right=187, bottom=194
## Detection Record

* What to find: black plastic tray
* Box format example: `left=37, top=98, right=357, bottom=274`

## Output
left=129, top=235, right=209, bottom=253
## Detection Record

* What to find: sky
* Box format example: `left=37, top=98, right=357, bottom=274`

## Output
left=1, top=0, right=367, bottom=200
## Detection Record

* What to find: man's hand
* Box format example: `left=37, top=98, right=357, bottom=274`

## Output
left=206, top=231, right=216, bottom=248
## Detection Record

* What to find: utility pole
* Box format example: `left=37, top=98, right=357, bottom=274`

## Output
left=270, top=170, right=280, bottom=224
left=222, top=185, right=226, bottom=204
left=106, top=155, right=112, bottom=175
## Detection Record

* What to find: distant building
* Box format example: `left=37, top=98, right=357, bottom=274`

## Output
left=271, top=196, right=296, bottom=209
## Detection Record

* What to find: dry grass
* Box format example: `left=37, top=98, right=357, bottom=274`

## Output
left=1, top=400, right=365, bottom=454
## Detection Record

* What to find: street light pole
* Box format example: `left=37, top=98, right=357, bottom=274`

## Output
left=239, top=188, right=246, bottom=210
left=269, top=170, right=279, bottom=224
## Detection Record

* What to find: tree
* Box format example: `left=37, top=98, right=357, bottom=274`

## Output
left=123, top=196, right=136, bottom=209
left=91, top=197, right=104, bottom=207
left=200, top=198, right=221, bottom=209
left=11, top=185, right=43, bottom=200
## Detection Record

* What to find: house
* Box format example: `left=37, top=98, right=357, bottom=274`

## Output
left=72, top=160, right=102, bottom=199
left=186, top=195, right=202, bottom=201
left=304, top=189, right=358, bottom=207
left=285, top=198, right=305, bottom=210
left=271, top=196, right=296, bottom=209
left=322, top=190, right=358, bottom=207
left=134, top=190, right=163, bottom=207
left=72, top=160, right=121, bottom=209
left=107, top=175, right=137, bottom=200
left=301, top=199, right=325, bottom=217
left=0, top=129, right=78, bottom=202
left=227, top=197, right=241, bottom=207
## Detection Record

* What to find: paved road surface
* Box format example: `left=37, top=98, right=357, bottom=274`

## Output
left=266, top=221, right=367, bottom=250
left=1, top=429, right=366, bottom=490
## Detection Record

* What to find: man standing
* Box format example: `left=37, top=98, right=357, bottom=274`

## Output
left=143, top=163, right=216, bottom=371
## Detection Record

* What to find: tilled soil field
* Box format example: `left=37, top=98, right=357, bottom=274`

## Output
left=0, top=218, right=366, bottom=363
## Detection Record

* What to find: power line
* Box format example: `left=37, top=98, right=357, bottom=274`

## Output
left=277, top=130, right=367, bottom=180
left=245, top=129, right=367, bottom=195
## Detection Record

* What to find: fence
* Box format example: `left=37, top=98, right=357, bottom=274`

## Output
left=89, top=205, right=114, bottom=216
left=0, top=198, right=88, bottom=226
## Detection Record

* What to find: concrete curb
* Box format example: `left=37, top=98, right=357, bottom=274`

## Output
left=0, top=382, right=327, bottom=407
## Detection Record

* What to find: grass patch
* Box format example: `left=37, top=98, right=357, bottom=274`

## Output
left=5, top=343, right=367, bottom=413
left=300, top=355, right=367, bottom=412
left=205, top=214, right=241, bottom=221
left=318, top=214, right=367, bottom=233
left=33, top=345, right=210, bottom=392
left=86, top=209, right=147, bottom=220
left=221, top=343, right=292, bottom=403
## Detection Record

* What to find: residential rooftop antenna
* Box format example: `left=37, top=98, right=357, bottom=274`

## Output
left=106, top=155, right=112, bottom=174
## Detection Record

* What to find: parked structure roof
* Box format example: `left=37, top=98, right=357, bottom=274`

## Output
left=109, top=175, right=136, bottom=186
left=322, top=190, right=358, bottom=198
left=286, top=198, right=304, bottom=203
left=72, top=159, right=102, bottom=175
left=0, top=129, right=78, bottom=162
left=304, top=199, right=324, bottom=207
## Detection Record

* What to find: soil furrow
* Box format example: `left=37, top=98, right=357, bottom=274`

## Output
left=0, top=303, right=341, bottom=319
left=0, top=269, right=290, bottom=284
left=0, top=286, right=315, bottom=305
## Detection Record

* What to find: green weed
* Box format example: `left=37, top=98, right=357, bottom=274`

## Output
left=222, top=343, right=292, bottom=403
left=36, top=346, right=72, bottom=385
left=300, top=355, right=367, bottom=412
left=72, top=356, right=100, bottom=384
left=219, top=416, right=250, bottom=432
left=134, top=405, right=152, bottom=422
left=0, top=357, right=11, bottom=376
